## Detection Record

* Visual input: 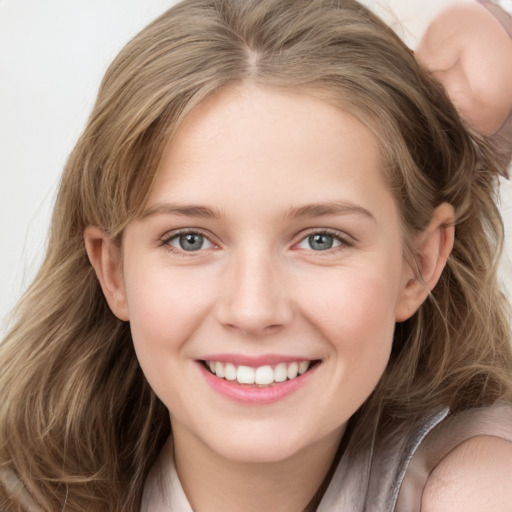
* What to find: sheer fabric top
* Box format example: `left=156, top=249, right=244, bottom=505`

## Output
left=141, top=404, right=512, bottom=511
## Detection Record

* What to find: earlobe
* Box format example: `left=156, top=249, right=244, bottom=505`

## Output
left=395, top=203, right=455, bottom=322
left=84, top=226, right=130, bottom=321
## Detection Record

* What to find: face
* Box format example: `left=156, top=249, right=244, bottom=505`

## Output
left=113, top=83, right=415, bottom=464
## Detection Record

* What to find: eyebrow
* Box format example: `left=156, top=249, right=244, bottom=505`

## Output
left=285, top=201, right=375, bottom=221
left=140, top=203, right=221, bottom=220
left=139, top=200, right=375, bottom=221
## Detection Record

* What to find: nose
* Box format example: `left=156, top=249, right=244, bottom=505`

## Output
left=215, top=247, right=294, bottom=337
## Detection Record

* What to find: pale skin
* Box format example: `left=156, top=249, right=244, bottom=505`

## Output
left=416, top=2, right=512, bottom=137
left=421, top=436, right=512, bottom=512
left=84, top=83, right=512, bottom=511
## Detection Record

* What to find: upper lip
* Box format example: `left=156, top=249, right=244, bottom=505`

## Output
left=199, top=353, right=317, bottom=366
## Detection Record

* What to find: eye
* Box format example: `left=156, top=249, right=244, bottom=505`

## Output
left=165, top=231, right=215, bottom=252
left=296, top=231, right=351, bottom=251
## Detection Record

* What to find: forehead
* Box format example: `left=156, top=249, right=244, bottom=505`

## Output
left=141, top=82, right=401, bottom=231
left=155, top=83, right=387, bottom=190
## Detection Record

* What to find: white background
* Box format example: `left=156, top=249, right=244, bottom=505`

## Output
left=0, top=0, right=176, bottom=334
left=2, top=0, right=508, bottom=336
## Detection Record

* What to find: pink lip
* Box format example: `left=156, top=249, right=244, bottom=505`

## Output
left=200, top=353, right=311, bottom=366
left=196, top=360, right=319, bottom=405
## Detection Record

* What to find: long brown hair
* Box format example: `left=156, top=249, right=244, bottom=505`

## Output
left=1, top=0, right=511, bottom=509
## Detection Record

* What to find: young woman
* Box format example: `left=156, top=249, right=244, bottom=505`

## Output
left=1, top=0, right=511, bottom=510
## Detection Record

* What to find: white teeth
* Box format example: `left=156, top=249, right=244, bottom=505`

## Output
left=287, top=362, right=299, bottom=380
left=206, top=360, right=313, bottom=385
left=215, top=361, right=225, bottom=378
left=274, top=363, right=288, bottom=382
left=224, top=363, right=237, bottom=381
left=298, top=361, right=309, bottom=375
left=237, top=365, right=255, bottom=384
left=255, top=365, right=274, bottom=385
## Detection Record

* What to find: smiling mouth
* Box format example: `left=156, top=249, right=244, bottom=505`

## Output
left=201, top=360, right=320, bottom=387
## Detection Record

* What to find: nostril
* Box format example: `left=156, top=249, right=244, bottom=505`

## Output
left=223, top=322, right=286, bottom=337
left=266, top=323, right=284, bottom=331
left=216, top=298, right=294, bottom=336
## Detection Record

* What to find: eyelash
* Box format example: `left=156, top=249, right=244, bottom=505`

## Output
left=159, top=228, right=354, bottom=256
left=295, top=228, right=354, bottom=254
left=159, top=229, right=216, bottom=256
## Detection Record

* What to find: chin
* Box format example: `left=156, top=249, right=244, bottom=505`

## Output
left=201, top=422, right=331, bottom=465
left=214, top=440, right=306, bottom=464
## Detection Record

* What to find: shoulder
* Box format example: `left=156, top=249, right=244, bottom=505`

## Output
left=421, top=435, right=512, bottom=512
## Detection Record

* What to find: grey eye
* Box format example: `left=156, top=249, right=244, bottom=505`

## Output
left=308, top=233, right=335, bottom=250
left=170, top=232, right=212, bottom=251
left=296, top=232, right=345, bottom=251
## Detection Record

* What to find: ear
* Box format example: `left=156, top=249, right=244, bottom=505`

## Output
left=395, top=203, right=455, bottom=322
left=84, top=226, right=130, bottom=321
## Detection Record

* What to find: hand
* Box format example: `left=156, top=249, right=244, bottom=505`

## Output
left=416, top=2, right=512, bottom=137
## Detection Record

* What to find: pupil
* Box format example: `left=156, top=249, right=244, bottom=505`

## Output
left=309, top=234, right=333, bottom=250
left=180, top=233, right=203, bottom=251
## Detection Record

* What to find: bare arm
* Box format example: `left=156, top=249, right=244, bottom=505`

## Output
left=421, top=436, right=512, bottom=512
left=416, top=2, right=512, bottom=137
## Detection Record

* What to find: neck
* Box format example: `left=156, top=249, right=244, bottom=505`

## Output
left=171, top=423, right=344, bottom=512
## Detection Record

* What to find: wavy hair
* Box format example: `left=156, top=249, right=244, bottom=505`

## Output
left=1, top=0, right=511, bottom=509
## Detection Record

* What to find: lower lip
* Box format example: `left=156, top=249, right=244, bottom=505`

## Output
left=197, top=362, right=319, bottom=405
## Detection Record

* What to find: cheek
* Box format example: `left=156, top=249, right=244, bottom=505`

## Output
left=302, top=266, right=399, bottom=334
left=122, top=266, right=220, bottom=412
left=123, top=265, right=215, bottom=362
left=286, top=268, right=400, bottom=437
left=299, top=268, right=400, bottom=377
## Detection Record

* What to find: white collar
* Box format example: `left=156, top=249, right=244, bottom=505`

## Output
left=141, top=438, right=193, bottom=512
